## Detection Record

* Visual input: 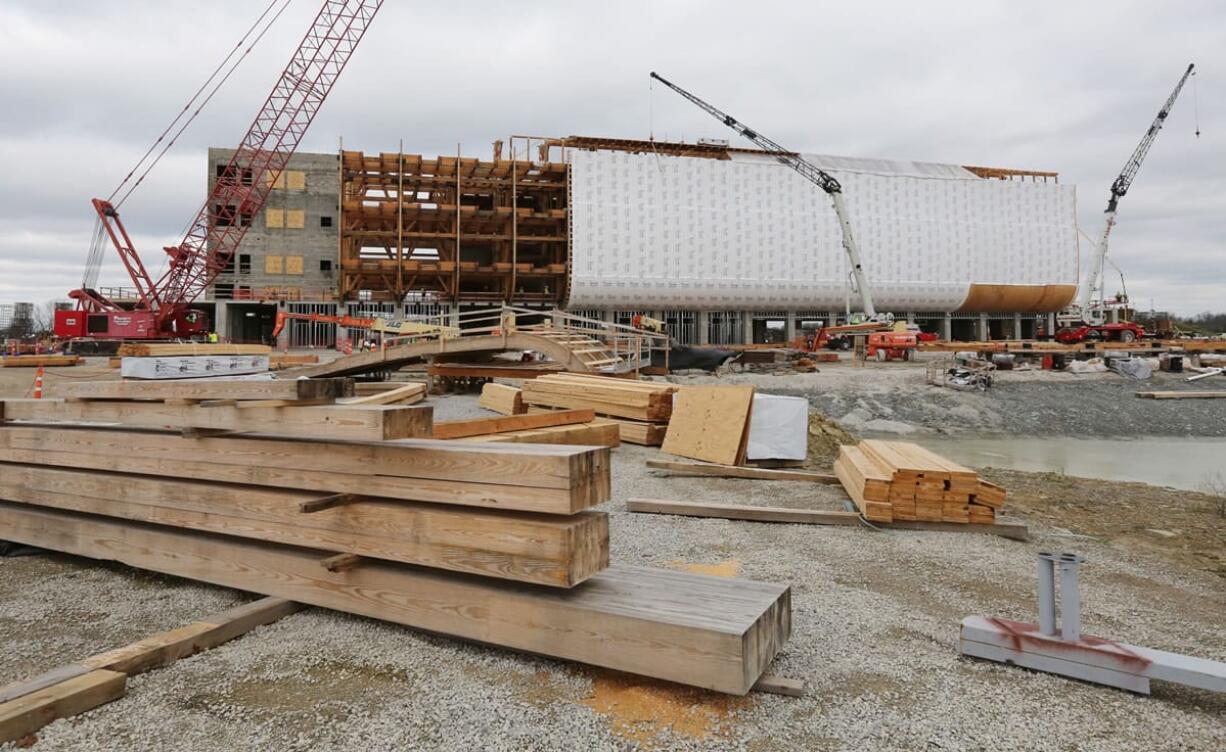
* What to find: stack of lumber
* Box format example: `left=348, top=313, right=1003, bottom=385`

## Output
left=479, top=382, right=526, bottom=415
left=118, top=342, right=272, bottom=380
left=0, top=381, right=790, bottom=695
left=116, top=343, right=271, bottom=357
left=0, top=354, right=81, bottom=368
left=521, top=373, right=677, bottom=445
left=834, top=440, right=1006, bottom=524
left=3, top=378, right=431, bottom=442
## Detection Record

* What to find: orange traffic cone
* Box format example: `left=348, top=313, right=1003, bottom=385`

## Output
left=33, top=366, right=44, bottom=399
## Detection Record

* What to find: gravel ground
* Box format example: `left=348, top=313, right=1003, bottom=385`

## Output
left=1, top=373, right=1223, bottom=750
left=675, top=359, right=1226, bottom=437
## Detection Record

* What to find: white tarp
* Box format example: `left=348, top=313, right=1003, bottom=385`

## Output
left=567, top=149, right=1078, bottom=311
left=746, top=393, right=809, bottom=461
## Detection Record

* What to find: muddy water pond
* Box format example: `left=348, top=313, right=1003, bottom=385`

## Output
left=905, top=435, right=1226, bottom=493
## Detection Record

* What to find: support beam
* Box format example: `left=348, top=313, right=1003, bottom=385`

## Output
left=646, top=459, right=840, bottom=484
left=1, top=399, right=431, bottom=442
left=1, top=465, right=609, bottom=587
left=47, top=378, right=354, bottom=401
left=0, top=503, right=790, bottom=696
left=0, top=426, right=609, bottom=514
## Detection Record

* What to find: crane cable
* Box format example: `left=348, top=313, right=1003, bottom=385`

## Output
left=108, top=0, right=294, bottom=209
left=1192, top=68, right=1201, bottom=137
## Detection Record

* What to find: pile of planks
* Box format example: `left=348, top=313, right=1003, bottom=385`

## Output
left=117, top=342, right=272, bottom=380
left=0, top=379, right=790, bottom=695
left=834, top=440, right=1005, bottom=524
left=520, top=373, right=677, bottom=446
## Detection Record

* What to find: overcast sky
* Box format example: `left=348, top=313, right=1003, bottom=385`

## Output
left=0, top=0, right=1221, bottom=315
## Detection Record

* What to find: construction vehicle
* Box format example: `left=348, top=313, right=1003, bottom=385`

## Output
left=631, top=314, right=666, bottom=335
left=650, top=72, right=893, bottom=329
left=867, top=329, right=920, bottom=362
left=1055, top=63, right=1196, bottom=345
left=53, top=1, right=383, bottom=344
left=271, top=310, right=459, bottom=341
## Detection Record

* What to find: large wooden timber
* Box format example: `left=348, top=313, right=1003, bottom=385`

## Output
left=0, top=670, right=126, bottom=744
left=0, top=465, right=608, bottom=587
left=0, top=355, right=81, bottom=368
left=458, top=421, right=621, bottom=448
left=117, top=343, right=271, bottom=357
left=646, top=459, right=840, bottom=485
left=0, top=399, right=431, bottom=442
left=48, top=378, right=354, bottom=402
left=0, top=503, right=791, bottom=695
left=0, top=426, right=608, bottom=514
left=1136, top=390, right=1226, bottom=400
left=479, top=383, right=525, bottom=415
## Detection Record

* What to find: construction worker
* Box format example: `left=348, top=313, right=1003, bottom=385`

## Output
left=208, top=331, right=219, bottom=344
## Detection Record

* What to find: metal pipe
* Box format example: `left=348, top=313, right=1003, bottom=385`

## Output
left=1058, top=553, right=1085, bottom=642
left=1036, top=552, right=1058, bottom=636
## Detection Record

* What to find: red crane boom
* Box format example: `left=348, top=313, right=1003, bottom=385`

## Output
left=57, top=0, right=383, bottom=341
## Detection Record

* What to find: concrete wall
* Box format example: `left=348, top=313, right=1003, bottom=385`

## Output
left=206, top=148, right=340, bottom=301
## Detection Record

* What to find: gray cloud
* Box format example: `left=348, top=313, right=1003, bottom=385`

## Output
left=1, top=0, right=1221, bottom=313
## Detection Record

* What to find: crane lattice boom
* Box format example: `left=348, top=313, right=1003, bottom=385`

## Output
left=155, top=0, right=383, bottom=328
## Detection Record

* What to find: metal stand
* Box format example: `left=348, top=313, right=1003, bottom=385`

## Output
left=960, top=552, right=1226, bottom=695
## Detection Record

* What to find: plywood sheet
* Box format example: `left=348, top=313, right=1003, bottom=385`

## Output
left=661, top=386, right=754, bottom=466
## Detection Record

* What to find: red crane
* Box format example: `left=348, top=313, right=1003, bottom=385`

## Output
left=55, top=0, right=383, bottom=342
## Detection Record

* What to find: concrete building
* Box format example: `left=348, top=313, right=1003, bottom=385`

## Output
left=204, top=138, right=1076, bottom=347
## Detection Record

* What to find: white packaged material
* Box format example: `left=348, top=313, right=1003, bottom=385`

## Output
left=746, top=394, right=809, bottom=461
left=121, top=355, right=270, bottom=380
left=566, top=149, right=1078, bottom=311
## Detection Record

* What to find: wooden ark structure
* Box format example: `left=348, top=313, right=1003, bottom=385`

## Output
left=338, top=146, right=570, bottom=305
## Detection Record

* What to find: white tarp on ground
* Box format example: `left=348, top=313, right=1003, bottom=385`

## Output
left=566, top=149, right=1078, bottom=311
left=746, top=393, right=809, bottom=461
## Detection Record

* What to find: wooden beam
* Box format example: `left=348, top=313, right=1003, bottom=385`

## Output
left=626, top=499, right=1029, bottom=541
left=0, top=670, right=126, bottom=744
left=298, top=493, right=355, bottom=514
left=0, top=597, right=297, bottom=710
left=752, top=675, right=807, bottom=697
left=459, top=421, right=620, bottom=448
left=0, top=503, right=790, bottom=695
left=1, top=465, right=609, bottom=587
left=433, top=409, right=595, bottom=439
left=48, top=378, right=354, bottom=402
left=0, top=399, right=431, bottom=442
left=646, top=459, right=840, bottom=485
left=337, top=382, right=426, bottom=405
left=0, top=355, right=81, bottom=368
left=321, top=553, right=364, bottom=572
left=0, top=426, right=608, bottom=514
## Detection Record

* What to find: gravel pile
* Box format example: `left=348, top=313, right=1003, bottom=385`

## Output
left=1, top=390, right=1224, bottom=751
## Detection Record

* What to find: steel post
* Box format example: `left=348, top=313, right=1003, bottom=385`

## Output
left=1058, top=553, right=1085, bottom=642
left=1036, top=552, right=1058, bottom=636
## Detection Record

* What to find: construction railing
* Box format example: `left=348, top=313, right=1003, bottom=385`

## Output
left=377, top=306, right=670, bottom=373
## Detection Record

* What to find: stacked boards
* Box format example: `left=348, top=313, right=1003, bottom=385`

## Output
left=834, top=440, right=1005, bottom=524
left=0, top=381, right=790, bottom=694
left=5, top=378, right=427, bottom=442
left=520, top=373, right=677, bottom=446
left=117, top=343, right=272, bottom=379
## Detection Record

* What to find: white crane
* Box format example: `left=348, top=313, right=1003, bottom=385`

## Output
left=1079, top=63, right=1196, bottom=327
left=650, top=71, right=887, bottom=323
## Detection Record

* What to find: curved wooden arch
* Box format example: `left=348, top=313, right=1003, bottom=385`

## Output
left=285, top=332, right=599, bottom=378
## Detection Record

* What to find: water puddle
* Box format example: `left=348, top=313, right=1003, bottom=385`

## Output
left=905, top=435, right=1226, bottom=493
